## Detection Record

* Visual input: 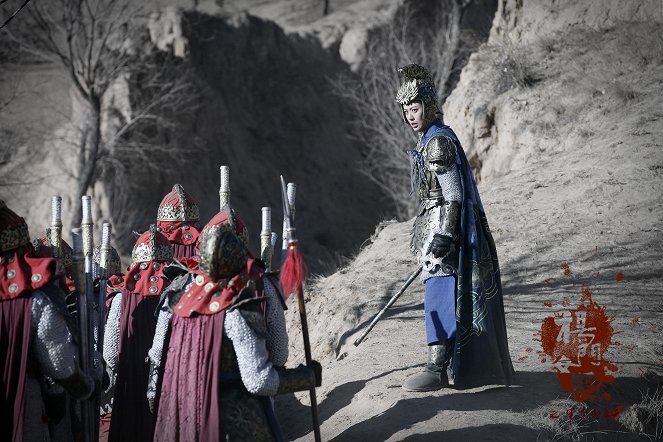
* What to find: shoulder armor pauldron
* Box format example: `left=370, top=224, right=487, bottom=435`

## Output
left=425, top=135, right=456, bottom=170
left=160, top=273, right=192, bottom=313
left=231, top=283, right=268, bottom=339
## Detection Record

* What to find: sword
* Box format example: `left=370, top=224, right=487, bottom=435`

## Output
left=353, top=267, right=422, bottom=346
left=71, top=226, right=93, bottom=442
left=81, top=196, right=98, bottom=442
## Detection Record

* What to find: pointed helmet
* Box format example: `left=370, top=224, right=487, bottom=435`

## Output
left=198, top=207, right=248, bottom=280
left=0, top=200, right=31, bottom=253
left=156, top=184, right=200, bottom=222
left=131, top=224, right=173, bottom=264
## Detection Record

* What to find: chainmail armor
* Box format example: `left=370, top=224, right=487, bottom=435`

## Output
left=103, top=294, right=122, bottom=375
left=146, top=304, right=173, bottom=408
left=264, top=277, right=288, bottom=366
left=436, top=166, right=462, bottom=203
left=31, top=290, right=80, bottom=380
left=224, top=309, right=280, bottom=396
left=148, top=304, right=174, bottom=369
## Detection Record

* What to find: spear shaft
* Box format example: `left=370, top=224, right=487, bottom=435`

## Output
left=280, top=176, right=320, bottom=442
left=295, top=282, right=321, bottom=442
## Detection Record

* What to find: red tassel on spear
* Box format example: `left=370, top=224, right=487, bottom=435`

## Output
left=280, top=238, right=307, bottom=297
left=279, top=176, right=321, bottom=442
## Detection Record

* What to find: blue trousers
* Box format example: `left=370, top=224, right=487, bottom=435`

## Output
left=424, top=275, right=457, bottom=344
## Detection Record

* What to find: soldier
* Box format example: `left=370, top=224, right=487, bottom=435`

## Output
left=156, top=184, right=201, bottom=259
left=395, top=64, right=513, bottom=391
left=0, top=200, right=96, bottom=441
left=105, top=225, right=173, bottom=441
left=149, top=207, right=318, bottom=441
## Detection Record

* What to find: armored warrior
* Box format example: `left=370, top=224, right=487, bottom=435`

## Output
left=0, top=200, right=96, bottom=441
left=156, top=184, right=201, bottom=260
left=105, top=225, right=173, bottom=442
left=395, top=64, right=513, bottom=391
left=150, top=207, right=316, bottom=442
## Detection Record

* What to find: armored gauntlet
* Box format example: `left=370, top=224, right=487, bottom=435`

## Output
left=440, top=201, right=460, bottom=240
left=427, top=201, right=460, bottom=259
left=275, top=361, right=322, bottom=394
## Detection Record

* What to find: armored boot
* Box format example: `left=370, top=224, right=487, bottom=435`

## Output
left=402, top=339, right=454, bottom=392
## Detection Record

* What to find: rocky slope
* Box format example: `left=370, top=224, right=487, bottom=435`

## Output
left=0, top=1, right=404, bottom=272
left=279, top=0, right=663, bottom=440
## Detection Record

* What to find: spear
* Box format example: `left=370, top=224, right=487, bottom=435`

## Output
left=281, top=182, right=296, bottom=266
left=219, top=165, right=230, bottom=210
left=279, top=176, right=320, bottom=442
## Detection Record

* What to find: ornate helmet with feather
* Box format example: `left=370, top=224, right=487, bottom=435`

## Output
left=395, top=64, right=439, bottom=125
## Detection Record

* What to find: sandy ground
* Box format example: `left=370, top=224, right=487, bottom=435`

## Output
left=276, top=207, right=662, bottom=441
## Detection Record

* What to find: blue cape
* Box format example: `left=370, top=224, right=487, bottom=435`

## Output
left=417, top=120, right=514, bottom=387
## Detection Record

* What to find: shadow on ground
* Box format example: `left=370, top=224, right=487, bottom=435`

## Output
left=277, top=370, right=661, bottom=441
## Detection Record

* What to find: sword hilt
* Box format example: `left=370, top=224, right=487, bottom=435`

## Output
left=260, top=207, right=273, bottom=271
left=49, top=196, right=63, bottom=269
left=219, top=165, right=230, bottom=209
left=51, top=195, right=62, bottom=226
left=81, top=196, right=94, bottom=259
left=98, top=223, right=112, bottom=279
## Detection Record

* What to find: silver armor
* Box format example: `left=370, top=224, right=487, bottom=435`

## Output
left=147, top=274, right=289, bottom=402
left=410, top=135, right=462, bottom=281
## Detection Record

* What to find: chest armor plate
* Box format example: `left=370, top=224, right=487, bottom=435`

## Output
left=417, top=141, right=444, bottom=202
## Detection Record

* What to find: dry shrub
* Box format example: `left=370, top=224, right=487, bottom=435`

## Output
left=618, top=387, right=663, bottom=440
left=522, top=398, right=602, bottom=442
left=331, top=0, right=473, bottom=220
left=484, top=36, right=539, bottom=95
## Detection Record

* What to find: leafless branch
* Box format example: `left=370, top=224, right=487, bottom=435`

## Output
left=331, top=0, right=471, bottom=219
left=3, top=0, right=203, bottom=234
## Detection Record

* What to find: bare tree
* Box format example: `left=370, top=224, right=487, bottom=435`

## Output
left=331, top=0, right=471, bottom=220
left=1, top=0, right=200, bottom=228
